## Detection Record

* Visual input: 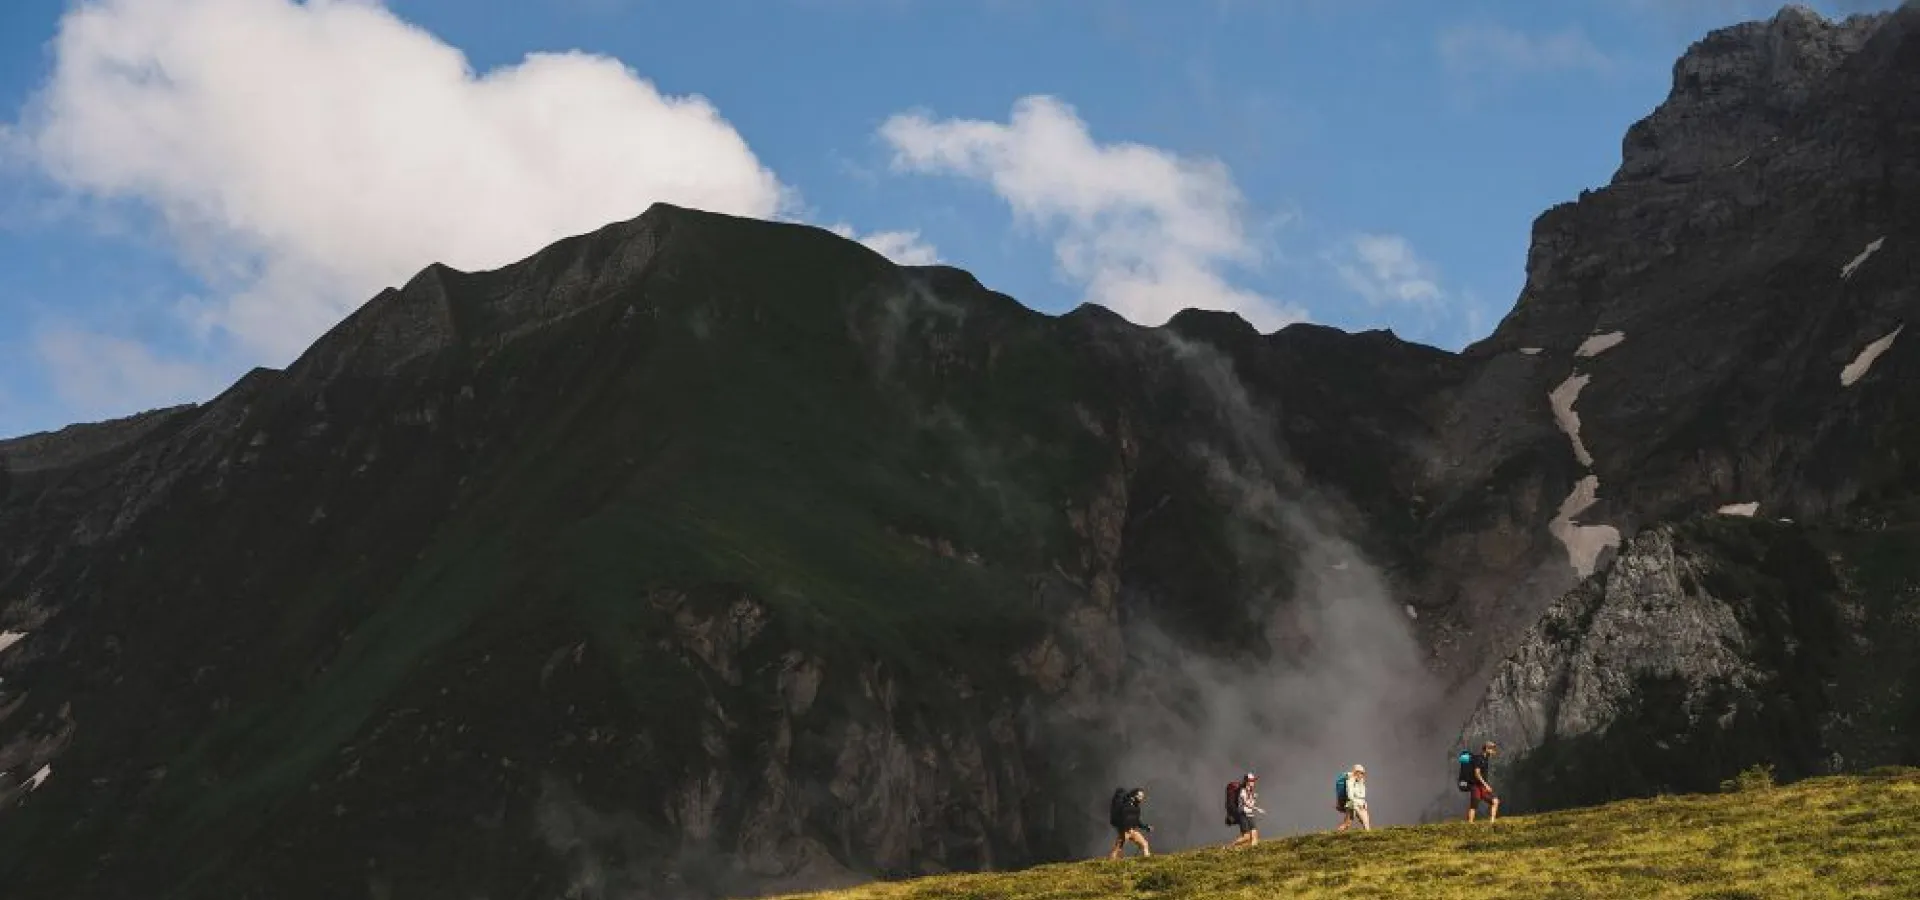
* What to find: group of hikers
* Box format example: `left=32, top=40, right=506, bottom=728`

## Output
left=1105, top=741, right=1502, bottom=859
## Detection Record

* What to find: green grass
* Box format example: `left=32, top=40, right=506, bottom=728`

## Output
left=772, top=769, right=1920, bottom=900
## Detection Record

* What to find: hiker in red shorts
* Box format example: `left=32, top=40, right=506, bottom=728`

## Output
left=1461, top=741, right=1501, bottom=822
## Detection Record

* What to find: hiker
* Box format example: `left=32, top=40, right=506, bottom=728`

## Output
left=1226, top=772, right=1265, bottom=848
left=1336, top=764, right=1370, bottom=832
left=1460, top=741, right=1501, bottom=822
left=1107, top=787, right=1152, bottom=859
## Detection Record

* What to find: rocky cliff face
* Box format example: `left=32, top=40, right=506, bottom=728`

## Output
left=1450, top=1, right=1920, bottom=813
left=1458, top=512, right=1920, bottom=813
left=1433, top=1, right=1916, bottom=654
left=2, top=5, right=1919, bottom=898
left=1614, top=5, right=1884, bottom=185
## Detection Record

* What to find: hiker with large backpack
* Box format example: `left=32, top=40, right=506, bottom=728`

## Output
left=1334, top=764, right=1370, bottom=832
left=1106, top=787, right=1152, bottom=859
left=1224, top=772, right=1264, bottom=848
left=1458, top=741, right=1500, bottom=822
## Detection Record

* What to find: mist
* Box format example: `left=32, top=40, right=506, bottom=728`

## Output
left=531, top=774, right=863, bottom=900
left=521, top=321, right=1457, bottom=889
left=1094, top=334, right=1444, bottom=851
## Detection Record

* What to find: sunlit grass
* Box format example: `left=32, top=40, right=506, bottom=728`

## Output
left=772, top=768, right=1920, bottom=900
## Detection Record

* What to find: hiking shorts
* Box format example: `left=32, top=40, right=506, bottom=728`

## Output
left=1471, top=784, right=1497, bottom=805
left=1237, top=814, right=1258, bottom=834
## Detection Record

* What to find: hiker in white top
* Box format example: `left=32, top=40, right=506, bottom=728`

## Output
left=1227, top=773, right=1265, bottom=849
left=1337, top=764, right=1371, bottom=832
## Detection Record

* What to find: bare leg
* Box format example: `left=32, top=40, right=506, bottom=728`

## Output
left=1130, top=830, right=1152, bottom=858
left=1336, top=810, right=1351, bottom=832
left=1358, top=806, right=1372, bottom=831
left=1489, top=798, right=1500, bottom=822
left=1108, top=833, right=1125, bottom=860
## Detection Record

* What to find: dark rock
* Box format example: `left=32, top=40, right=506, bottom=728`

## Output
left=1615, top=6, right=1887, bottom=186
left=1456, top=514, right=1920, bottom=814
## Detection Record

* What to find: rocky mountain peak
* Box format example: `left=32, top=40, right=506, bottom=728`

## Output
left=1613, top=4, right=1888, bottom=185
left=281, top=203, right=687, bottom=383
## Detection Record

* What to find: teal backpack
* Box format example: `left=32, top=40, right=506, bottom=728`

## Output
left=1335, top=772, right=1350, bottom=808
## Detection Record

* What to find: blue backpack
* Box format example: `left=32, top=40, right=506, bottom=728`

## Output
left=1335, top=772, right=1349, bottom=807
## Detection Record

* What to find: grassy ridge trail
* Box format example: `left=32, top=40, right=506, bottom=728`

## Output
left=773, top=769, right=1920, bottom=899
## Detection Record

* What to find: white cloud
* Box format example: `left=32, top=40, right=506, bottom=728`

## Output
left=857, top=229, right=941, bottom=267
left=1332, top=233, right=1444, bottom=307
left=1437, top=24, right=1615, bottom=77
left=826, top=223, right=940, bottom=266
left=878, top=95, right=1303, bottom=331
left=35, top=327, right=223, bottom=415
left=13, top=0, right=790, bottom=363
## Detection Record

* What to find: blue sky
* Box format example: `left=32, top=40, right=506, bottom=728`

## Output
left=0, top=0, right=1899, bottom=438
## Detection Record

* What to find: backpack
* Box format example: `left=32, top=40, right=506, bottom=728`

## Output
left=1456, top=750, right=1475, bottom=791
left=1223, top=780, right=1242, bottom=825
left=1110, top=788, right=1128, bottom=828
left=1335, top=773, right=1349, bottom=805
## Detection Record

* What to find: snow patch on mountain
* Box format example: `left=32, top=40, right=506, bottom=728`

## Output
left=1550, top=475, right=1620, bottom=579
left=1840, top=237, right=1885, bottom=280
left=1550, top=374, right=1595, bottom=468
left=1575, top=331, right=1625, bottom=358
left=1841, top=325, right=1903, bottom=387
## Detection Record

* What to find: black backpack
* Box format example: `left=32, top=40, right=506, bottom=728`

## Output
left=1223, top=780, right=1241, bottom=825
left=1457, top=750, right=1476, bottom=791
left=1110, top=788, right=1128, bottom=828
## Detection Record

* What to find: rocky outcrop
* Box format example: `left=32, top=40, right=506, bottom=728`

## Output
left=1433, top=2, right=1920, bottom=815
left=1473, top=526, right=1768, bottom=754
left=1413, top=2, right=1920, bottom=725
left=1456, top=515, right=1920, bottom=813
left=1615, top=6, right=1885, bottom=185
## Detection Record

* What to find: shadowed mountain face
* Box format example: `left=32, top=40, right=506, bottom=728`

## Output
left=2, top=5, right=1919, bottom=898
left=0, top=205, right=1471, bottom=899
left=1448, top=1, right=1920, bottom=809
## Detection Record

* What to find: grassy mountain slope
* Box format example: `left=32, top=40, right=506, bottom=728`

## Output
left=0, top=210, right=1098, bottom=895
left=0, top=207, right=1459, bottom=898
left=775, top=768, right=1920, bottom=900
